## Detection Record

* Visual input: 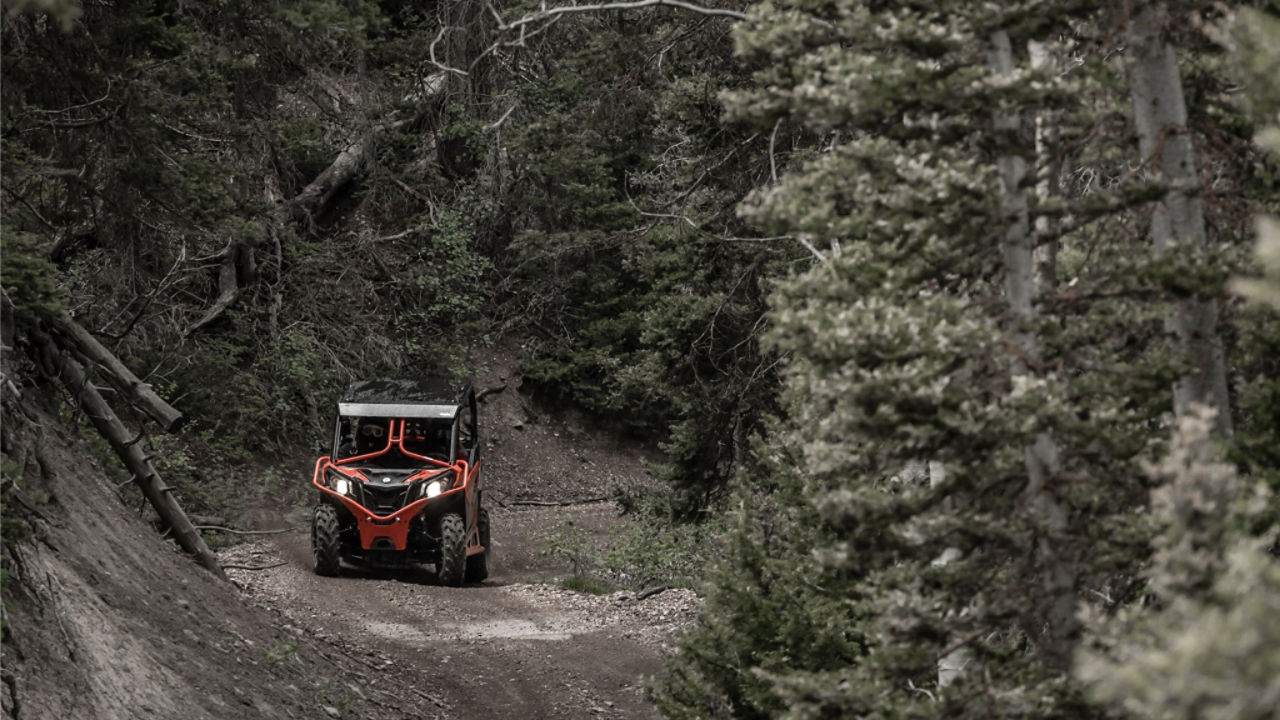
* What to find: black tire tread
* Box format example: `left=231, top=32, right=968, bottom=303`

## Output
left=438, top=513, right=466, bottom=586
left=465, top=507, right=490, bottom=583
left=312, top=504, right=342, bottom=576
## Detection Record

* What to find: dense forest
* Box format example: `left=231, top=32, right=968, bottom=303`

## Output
left=3, top=0, right=1279, bottom=718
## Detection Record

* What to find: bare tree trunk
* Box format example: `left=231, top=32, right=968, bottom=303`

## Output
left=1124, top=1, right=1233, bottom=440
left=34, top=330, right=225, bottom=579
left=930, top=461, right=970, bottom=688
left=49, top=312, right=184, bottom=431
left=1028, top=39, right=1059, bottom=293
left=989, top=29, right=1077, bottom=669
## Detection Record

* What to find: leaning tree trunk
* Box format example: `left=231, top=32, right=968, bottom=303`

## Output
left=1125, top=1, right=1233, bottom=439
left=49, top=311, right=184, bottom=431
left=988, top=28, right=1077, bottom=669
left=34, top=329, right=225, bottom=579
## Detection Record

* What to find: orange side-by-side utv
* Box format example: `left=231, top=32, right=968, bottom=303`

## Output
left=309, top=378, right=489, bottom=585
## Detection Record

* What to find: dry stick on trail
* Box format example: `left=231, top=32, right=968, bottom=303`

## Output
left=195, top=525, right=301, bottom=536
left=221, top=562, right=289, bottom=571
left=33, top=328, right=226, bottom=579
left=510, top=495, right=611, bottom=507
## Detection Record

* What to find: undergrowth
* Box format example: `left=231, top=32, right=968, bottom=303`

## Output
left=538, top=504, right=726, bottom=595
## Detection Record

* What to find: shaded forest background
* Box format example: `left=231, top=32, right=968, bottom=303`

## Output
left=2, top=0, right=1279, bottom=718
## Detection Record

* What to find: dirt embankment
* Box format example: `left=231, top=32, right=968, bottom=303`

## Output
left=2, top=340, right=696, bottom=719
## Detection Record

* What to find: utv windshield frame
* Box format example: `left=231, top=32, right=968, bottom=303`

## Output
left=330, top=380, right=479, bottom=465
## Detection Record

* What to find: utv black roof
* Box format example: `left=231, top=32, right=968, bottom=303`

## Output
left=338, top=378, right=473, bottom=419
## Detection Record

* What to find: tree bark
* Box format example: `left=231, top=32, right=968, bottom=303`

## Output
left=929, top=461, right=970, bottom=688
left=1028, top=39, right=1059, bottom=293
left=49, top=312, right=184, bottom=431
left=989, top=28, right=1077, bottom=669
left=34, top=329, right=225, bottom=579
left=1124, top=1, right=1233, bottom=439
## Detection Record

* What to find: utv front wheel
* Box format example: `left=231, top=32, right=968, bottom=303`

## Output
left=437, top=513, right=466, bottom=587
left=465, top=508, right=490, bottom=583
left=312, top=504, right=342, bottom=576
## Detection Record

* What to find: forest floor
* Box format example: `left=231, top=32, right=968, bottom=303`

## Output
left=2, top=338, right=697, bottom=720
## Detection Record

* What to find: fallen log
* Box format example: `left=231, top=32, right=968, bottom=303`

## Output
left=34, top=329, right=225, bottom=579
left=50, top=312, right=184, bottom=432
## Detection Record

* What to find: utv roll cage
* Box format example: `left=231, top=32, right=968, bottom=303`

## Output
left=309, top=378, right=489, bottom=585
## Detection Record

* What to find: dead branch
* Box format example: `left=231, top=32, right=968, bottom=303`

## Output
left=430, top=27, right=469, bottom=77
left=195, top=525, right=301, bottom=536
left=486, top=103, right=517, bottom=131
left=50, top=312, right=184, bottom=431
left=501, top=0, right=747, bottom=29
left=185, top=111, right=418, bottom=336
left=33, top=328, right=224, bottom=579
left=510, top=495, right=610, bottom=507
left=635, top=585, right=669, bottom=601
left=221, top=561, right=288, bottom=571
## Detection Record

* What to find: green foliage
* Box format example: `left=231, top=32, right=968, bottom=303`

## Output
left=656, top=443, right=864, bottom=719
left=0, top=230, right=64, bottom=322
left=1226, top=3, right=1280, bottom=526
left=1077, top=406, right=1280, bottom=720
left=537, top=506, right=726, bottom=593
left=500, top=8, right=795, bottom=513
left=600, top=513, right=725, bottom=591
left=264, top=636, right=301, bottom=666
left=538, top=519, right=595, bottom=577
left=275, top=116, right=336, bottom=182
left=0, top=459, right=34, bottom=549
left=660, top=1, right=1263, bottom=718
left=559, top=574, right=615, bottom=595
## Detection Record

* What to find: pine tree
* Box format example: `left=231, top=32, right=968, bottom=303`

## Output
left=659, top=1, right=1261, bottom=717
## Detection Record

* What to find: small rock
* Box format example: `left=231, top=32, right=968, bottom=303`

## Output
left=322, top=705, right=340, bottom=718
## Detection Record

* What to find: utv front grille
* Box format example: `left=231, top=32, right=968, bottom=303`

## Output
left=361, top=483, right=411, bottom=515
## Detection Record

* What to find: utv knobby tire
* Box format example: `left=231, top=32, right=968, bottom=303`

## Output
left=312, top=504, right=342, bottom=577
left=437, top=513, right=467, bottom=587
left=465, top=507, right=490, bottom=583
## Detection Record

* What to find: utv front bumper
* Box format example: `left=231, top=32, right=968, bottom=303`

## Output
left=311, top=458, right=470, bottom=553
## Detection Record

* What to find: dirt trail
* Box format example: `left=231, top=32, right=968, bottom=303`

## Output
left=222, top=503, right=696, bottom=719
left=1, top=339, right=695, bottom=720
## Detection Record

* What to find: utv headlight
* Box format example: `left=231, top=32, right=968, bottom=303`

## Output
left=326, top=469, right=352, bottom=496
left=419, top=470, right=455, bottom=499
